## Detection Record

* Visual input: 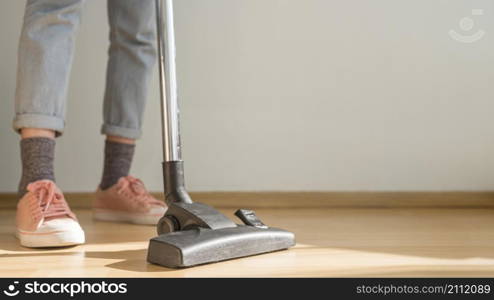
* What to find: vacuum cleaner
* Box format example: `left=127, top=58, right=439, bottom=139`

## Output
left=146, top=0, right=296, bottom=268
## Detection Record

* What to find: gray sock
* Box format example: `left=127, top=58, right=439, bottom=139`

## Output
left=99, top=140, right=135, bottom=190
left=18, top=137, right=56, bottom=196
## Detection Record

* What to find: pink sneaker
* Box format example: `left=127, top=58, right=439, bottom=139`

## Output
left=94, top=176, right=167, bottom=225
left=16, top=180, right=85, bottom=248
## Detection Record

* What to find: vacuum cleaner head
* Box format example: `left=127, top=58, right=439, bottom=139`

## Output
left=147, top=197, right=295, bottom=268
left=147, top=225, right=295, bottom=268
left=146, top=163, right=296, bottom=268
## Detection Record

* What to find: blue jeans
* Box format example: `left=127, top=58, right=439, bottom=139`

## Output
left=13, top=0, right=157, bottom=139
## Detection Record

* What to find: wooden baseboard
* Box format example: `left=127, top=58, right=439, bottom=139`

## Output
left=1, top=191, right=494, bottom=209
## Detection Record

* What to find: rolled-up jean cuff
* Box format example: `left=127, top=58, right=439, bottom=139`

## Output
left=13, top=113, right=65, bottom=137
left=101, top=124, right=142, bottom=140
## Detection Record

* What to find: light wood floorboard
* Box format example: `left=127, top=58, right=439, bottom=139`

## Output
left=0, top=207, right=493, bottom=277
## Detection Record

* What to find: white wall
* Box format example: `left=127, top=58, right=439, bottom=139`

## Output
left=1, top=0, right=494, bottom=193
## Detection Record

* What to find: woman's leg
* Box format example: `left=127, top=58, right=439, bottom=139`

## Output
left=13, top=0, right=85, bottom=247
left=94, top=0, right=166, bottom=225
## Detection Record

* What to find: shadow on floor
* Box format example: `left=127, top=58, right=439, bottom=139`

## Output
left=0, top=248, right=174, bottom=273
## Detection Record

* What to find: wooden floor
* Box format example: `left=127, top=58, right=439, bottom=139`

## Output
left=0, top=207, right=493, bottom=277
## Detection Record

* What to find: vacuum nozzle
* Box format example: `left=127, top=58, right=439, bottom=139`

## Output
left=147, top=225, right=295, bottom=268
left=147, top=200, right=296, bottom=268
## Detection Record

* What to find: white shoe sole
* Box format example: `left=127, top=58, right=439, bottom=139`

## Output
left=16, top=229, right=85, bottom=248
left=93, top=209, right=163, bottom=225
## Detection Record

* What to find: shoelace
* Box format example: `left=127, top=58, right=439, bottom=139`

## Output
left=26, top=180, right=74, bottom=219
left=116, top=176, right=165, bottom=207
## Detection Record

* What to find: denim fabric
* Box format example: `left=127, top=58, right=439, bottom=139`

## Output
left=13, top=0, right=157, bottom=139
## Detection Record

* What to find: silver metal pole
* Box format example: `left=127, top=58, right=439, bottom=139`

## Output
left=156, top=0, right=181, bottom=162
